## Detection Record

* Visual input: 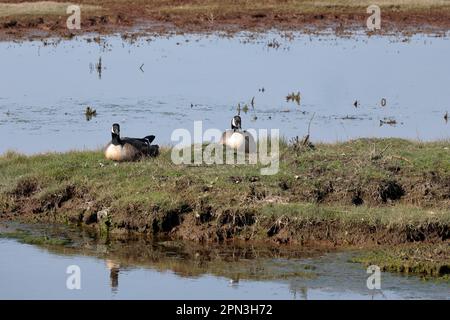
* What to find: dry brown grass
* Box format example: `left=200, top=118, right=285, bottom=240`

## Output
left=0, top=1, right=99, bottom=18
left=2, top=0, right=450, bottom=39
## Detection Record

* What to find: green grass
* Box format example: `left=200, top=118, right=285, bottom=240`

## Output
left=261, top=202, right=450, bottom=226
left=352, top=243, right=450, bottom=280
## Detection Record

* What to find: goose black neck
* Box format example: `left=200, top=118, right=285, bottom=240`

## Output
left=111, top=132, right=121, bottom=145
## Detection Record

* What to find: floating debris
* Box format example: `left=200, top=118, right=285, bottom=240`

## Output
left=286, top=92, right=301, bottom=105
left=341, top=115, right=359, bottom=120
left=242, top=104, right=249, bottom=113
left=95, top=57, right=103, bottom=79
left=85, top=106, right=97, bottom=121
left=267, top=38, right=281, bottom=49
left=289, top=113, right=315, bottom=152
left=381, top=98, right=387, bottom=107
left=380, top=118, right=397, bottom=126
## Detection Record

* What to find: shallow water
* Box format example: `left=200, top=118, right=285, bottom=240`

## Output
left=0, top=32, right=449, bottom=154
left=0, top=223, right=448, bottom=299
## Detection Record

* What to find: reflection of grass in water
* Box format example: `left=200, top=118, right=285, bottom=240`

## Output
left=103, top=241, right=320, bottom=281
left=153, top=255, right=317, bottom=281
left=155, top=260, right=317, bottom=281
left=0, top=224, right=318, bottom=281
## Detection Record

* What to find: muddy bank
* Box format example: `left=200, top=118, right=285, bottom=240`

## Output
left=0, top=138, right=449, bottom=247
left=2, top=1, right=450, bottom=40
left=3, top=201, right=448, bottom=247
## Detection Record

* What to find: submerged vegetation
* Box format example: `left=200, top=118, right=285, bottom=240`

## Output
left=0, top=229, right=71, bottom=246
left=84, top=106, right=97, bottom=121
left=286, top=92, right=301, bottom=105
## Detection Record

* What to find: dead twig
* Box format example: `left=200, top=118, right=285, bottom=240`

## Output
left=370, top=143, right=391, bottom=161
left=302, top=112, right=316, bottom=148
left=387, top=155, right=413, bottom=166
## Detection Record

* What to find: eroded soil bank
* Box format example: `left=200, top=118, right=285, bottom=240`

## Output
left=2, top=0, right=450, bottom=40
left=1, top=138, right=449, bottom=245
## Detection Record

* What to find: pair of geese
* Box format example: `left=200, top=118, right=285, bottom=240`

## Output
left=105, top=115, right=256, bottom=162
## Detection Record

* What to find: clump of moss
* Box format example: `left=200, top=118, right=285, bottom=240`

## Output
left=0, top=230, right=71, bottom=246
left=352, top=243, right=450, bottom=279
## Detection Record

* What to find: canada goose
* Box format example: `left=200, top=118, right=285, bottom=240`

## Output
left=220, top=115, right=256, bottom=153
left=105, top=123, right=159, bottom=161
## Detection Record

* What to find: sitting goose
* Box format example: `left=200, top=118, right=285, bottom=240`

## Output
left=105, top=123, right=159, bottom=161
left=220, top=115, right=256, bottom=153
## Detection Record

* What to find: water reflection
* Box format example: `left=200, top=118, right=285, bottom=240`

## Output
left=105, top=259, right=120, bottom=293
left=0, top=32, right=449, bottom=154
left=0, top=222, right=449, bottom=299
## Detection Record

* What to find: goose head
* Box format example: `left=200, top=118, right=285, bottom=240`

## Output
left=111, top=123, right=121, bottom=145
left=112, top=123, right=120, bottom=135
left=231, top=115, right=242, bottom=131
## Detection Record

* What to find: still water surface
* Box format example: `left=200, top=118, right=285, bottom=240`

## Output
left=0, top=223, right=448, bottom=299
left=0, top=32, right=449, bottom=154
